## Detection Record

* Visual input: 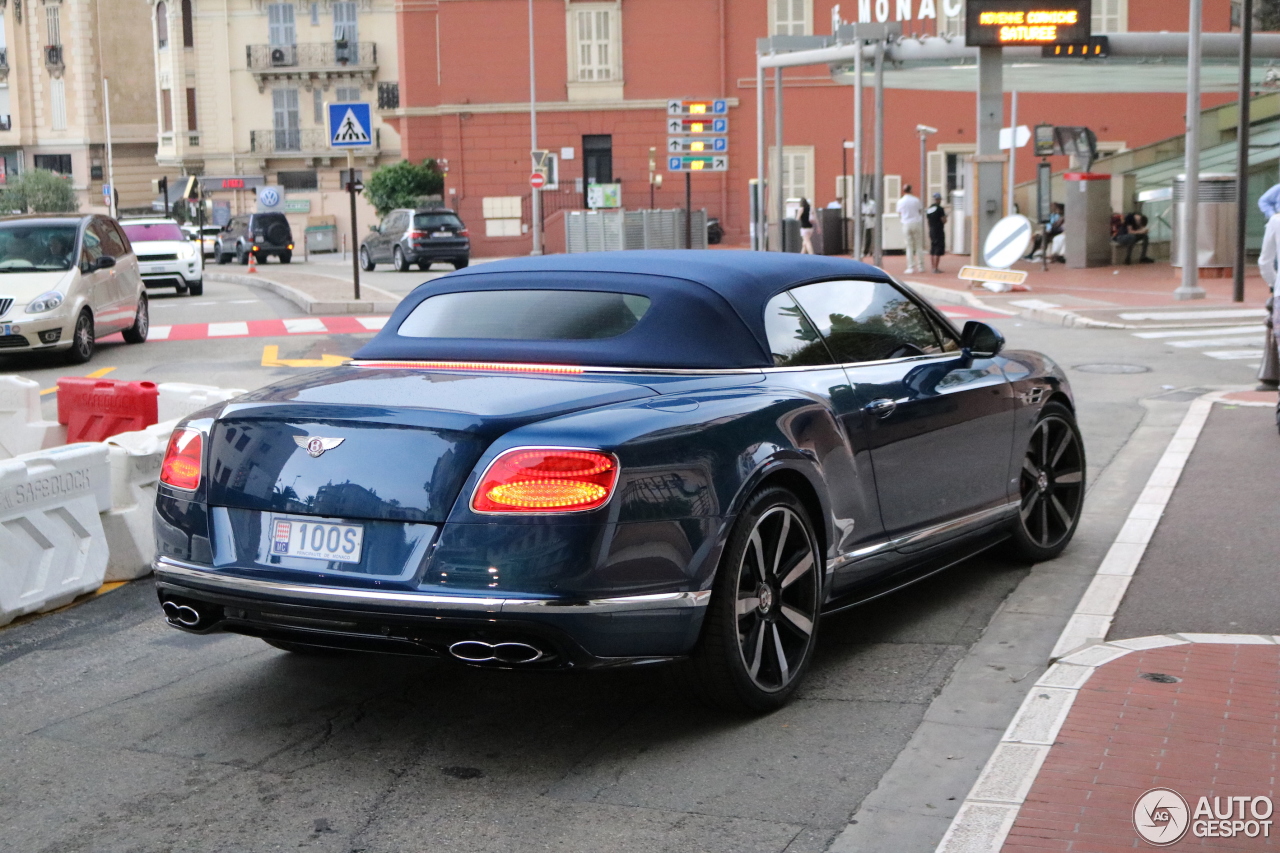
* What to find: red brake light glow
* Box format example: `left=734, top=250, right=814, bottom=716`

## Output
left=472, top=448, right=619, bottom=513
left=160, top=428, right=204, bottom=490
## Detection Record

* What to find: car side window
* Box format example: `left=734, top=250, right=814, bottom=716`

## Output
left=390, top=212, right=407, bottom=233
left=112, top=222, right=134, bottom=255
left=763, top=291, right=836, bottom=367
left=95, top=221, right=126, bottom=258
left=789, top=280, right=944, bottom=364
left=80, top=226, right=104, bottom=267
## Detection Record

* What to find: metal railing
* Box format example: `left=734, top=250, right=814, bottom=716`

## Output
left=246, top=41, right=376, bottom=71
left=44, top=45, right=63, bottom=71
left=377, top=82, right=399, bottom=110
left=250, top=127, right=380, bottom=154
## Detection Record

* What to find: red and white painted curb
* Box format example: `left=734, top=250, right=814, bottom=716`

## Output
left=103, top=315, right=389, bottom=343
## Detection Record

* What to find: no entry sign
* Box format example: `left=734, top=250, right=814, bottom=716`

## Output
left=530, top=172, right=546, bottom=190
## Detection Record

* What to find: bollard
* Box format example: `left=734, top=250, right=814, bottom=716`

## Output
left=57, top=378, right=159, bottom=443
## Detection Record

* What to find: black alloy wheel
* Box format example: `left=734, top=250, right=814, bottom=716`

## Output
left=682, top=487, right=822, bottom=712
left=393, top=246, right=410, bottom=272
left=236, top=245, right=248, bottom=265
left=1010, top=402, right=1085, bottom=561
left=360, top=247, right=375, bottom=272
left=66, top=309, right=95, bottom=364
left=122, top=295, right=148, bottom=344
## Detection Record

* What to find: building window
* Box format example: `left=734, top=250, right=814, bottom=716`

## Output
left=273, top=88, right=300, bottom=150
left=161, top=89, right=173, bottom=133
left=313, top=88, right=323, bottom=123
left=34, top=154, right=72, bottom=175
left=1092, top=0, right=1126, bottom=33
left=335, top=85, right=361, bottom=103
left=570, top=4, right=619, bottom=82
left=186, top=88, right=198, bottom=132
left=770, top=0, right=812, bottom=35
left=332, top=1, right=357, bottom=42
left=181, top=0, right=194, bottom=47
left=268, top=3, right=296, bottom=46
left=50, top=78, right=66, bottom=130
left=46, top=6, right=61, bottom=46
left=310, top=2, right=320, bottom=26
left=940, top=0, right=964, bottom=37
left=278, top=170, right=318, bottom=190
left=769, top=146, right=814, bottom=207
left=156, top=2, right=169, bottom=48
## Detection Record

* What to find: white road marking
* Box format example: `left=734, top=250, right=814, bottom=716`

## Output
left=357, top=316, right=388, bottom=330
left=1118, top=308, right=1266, bottom=321
left=1133, top=325, right=1263, bottom=339
left=1166, top=335, right=1266, bottom=349
left=149, top=325, right=172, bottom=340
left=207, top=322, right=249, bottom=337
left=226, top=299, right=259, bottom=304
left=1203, top=349, right=1266, bottom=360
left=187, top=300, right=216, bottom=306
left=1008, top=299, right=1060, bottom=310
left=284, top=318, right=328, bottom=333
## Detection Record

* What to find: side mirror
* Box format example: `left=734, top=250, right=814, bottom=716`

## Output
left=960, top=320, right=1004, bottom=360
left=369, top=223, right=380, bottom=232
left=94, top=255, right=116, bottom=270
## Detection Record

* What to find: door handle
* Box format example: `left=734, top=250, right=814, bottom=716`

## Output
left=864, top=398, right=897, bottom=418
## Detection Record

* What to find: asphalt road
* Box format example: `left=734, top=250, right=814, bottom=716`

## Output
left=0, top=277, right=1268, bottom=853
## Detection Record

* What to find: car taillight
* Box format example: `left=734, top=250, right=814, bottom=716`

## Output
left=458, top=228, right=470, bottom=237
left=472, top=448, right=619, bottom=513
left=408, top=230, right=425, bottom=241
left=160, top=428, right=204, bottom=490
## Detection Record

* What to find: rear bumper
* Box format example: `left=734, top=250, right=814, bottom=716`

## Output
left=406, top=243, right=469, bottom=261
left=153, top=557, right=709, bottom=667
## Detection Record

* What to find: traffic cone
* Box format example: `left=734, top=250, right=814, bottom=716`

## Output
left=247, top=252, right=257, bottom=274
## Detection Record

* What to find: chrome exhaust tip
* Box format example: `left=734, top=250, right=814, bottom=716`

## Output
left=162, top=601, right=203, bottom=628
left=448, top=640, right=544, bottom=664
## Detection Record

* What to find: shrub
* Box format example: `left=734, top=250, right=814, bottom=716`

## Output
left=364, top=159, right=444, bottom=217
left=0, top=168, right=80, bottom=214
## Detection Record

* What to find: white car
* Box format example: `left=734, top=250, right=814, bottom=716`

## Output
left=0, top=213, right=149, bottom=363
left=183, top=224, right=221, bottom=258
left=121, top=218, right=203, bottom=296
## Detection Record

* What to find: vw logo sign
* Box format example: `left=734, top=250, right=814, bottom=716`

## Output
left=259, top=187, right=281, bottom=207
left=1133, top=788, right=1190, bottom=846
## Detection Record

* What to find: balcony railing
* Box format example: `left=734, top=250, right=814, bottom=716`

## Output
left=377, top=82, right=399, bottom=110
left=246, top=41, right=376, bottom=72
left=44, top=44, right=64, bottom=75
left=250, top=127, right=380, bottom=155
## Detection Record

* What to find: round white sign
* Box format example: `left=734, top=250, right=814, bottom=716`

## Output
left=258, top=187, right=281, bottom=207
left=983, top=214, right=1034, bottom=270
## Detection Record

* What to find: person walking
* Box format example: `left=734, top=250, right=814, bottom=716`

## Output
left=1259, top=182, right=1280, bottom=218
left=897, top=184, right=924, bottom=274
left=926, top=193, right=947, bottom=273
left=798, top=197, right=814, bottom=254
left=860, top=194, right=877, bottom=258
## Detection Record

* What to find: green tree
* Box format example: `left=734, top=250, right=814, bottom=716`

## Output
left=363, top=159, right=444, bottom=217
left=0, top=169, right=80, bottom=214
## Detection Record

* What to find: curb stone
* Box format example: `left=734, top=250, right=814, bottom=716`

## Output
left=207, top=271, right=400, bottom=315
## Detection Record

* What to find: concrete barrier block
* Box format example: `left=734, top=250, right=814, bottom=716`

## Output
left=0, top=375, right=66, bottom=460
left=0, top=443, right=111, bottom=626
left=102, top=420, right=179, bottom=581
left=157, top=383, right=245, bottom=423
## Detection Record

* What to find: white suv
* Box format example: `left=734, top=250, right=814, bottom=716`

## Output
left=121, top=218, right=203, bottom=296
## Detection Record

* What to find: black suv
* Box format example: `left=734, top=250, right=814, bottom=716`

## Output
left=215, top=213, right=294, bottom=265
left=360, top=208, right=470, bottom=272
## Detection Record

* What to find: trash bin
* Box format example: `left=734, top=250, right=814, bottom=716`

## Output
left=1171, top=173, right=1237, bottom=274
left=305, top=215, right=338, bottom=253
left=768, top=219, right=802, bottom=252
left=815, top=208, right=846, bottom=255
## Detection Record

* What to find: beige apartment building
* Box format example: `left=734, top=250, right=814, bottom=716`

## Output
left=149, top=0, right=399, bottom=243
left=0, top=0, right=159, bottom=212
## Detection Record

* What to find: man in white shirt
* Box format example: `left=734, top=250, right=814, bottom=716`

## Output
left=897, top=185, right=924, bottom=274
left=860, top=195, right=877, bottom=258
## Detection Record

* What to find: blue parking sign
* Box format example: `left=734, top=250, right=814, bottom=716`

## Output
left=327, top=102, right=373, bottom=148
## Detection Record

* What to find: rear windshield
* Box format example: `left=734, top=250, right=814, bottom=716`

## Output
left=0, top=224, right=79, bottom=271
left=123, top=222, right=185, bottom=242
left=397, top=290, right=651, bottom=340
left=414, top=212, right=463, bottom=230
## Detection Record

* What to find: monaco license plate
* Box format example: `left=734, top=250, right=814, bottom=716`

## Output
left=431, top=231, right=452, bottom=238
left=271, top=518, right=364, bottom=564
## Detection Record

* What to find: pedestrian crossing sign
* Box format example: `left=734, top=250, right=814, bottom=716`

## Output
left=327, top=102, right=373, bottom=148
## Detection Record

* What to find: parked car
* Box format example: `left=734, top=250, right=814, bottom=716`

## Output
left=215, top=213, right=294, bottom=265
left=152, top=252, right=1083, bottom=712
left=183, top=224, right=222, bottom=258
left=0, top=213, right=148, bottom=363
left=122, top=218, right=203, bottom=296
left=360, top=207, right=469, bottom=272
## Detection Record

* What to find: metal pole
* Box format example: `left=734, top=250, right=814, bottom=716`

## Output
left=842, top=140, right=849, bottom=252
left=853, top=40, right=864, bottom=257
left=873, top=38, right=884, bottom=267
left=528, top=0, right=542, bottom=256
left=919, top=132, right=927, bottom=212
left=1008, top=90, right=1018, bottom=216
left=103, top=77, right=116, bottom=219
left=348, top=149, right=360, bottom=301
left=975, top=46, right=1004, bottom=265
left=1177, top=0, right=1207, bottom=300
left=756, top=58, right=766, bottom=250
left=1235, top=0, right=1253, bottom=304
left=775, top=66, right=785, bottom=251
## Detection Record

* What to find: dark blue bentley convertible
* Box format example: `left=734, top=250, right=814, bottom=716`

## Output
left=153, top=251, right=1084, bottom=712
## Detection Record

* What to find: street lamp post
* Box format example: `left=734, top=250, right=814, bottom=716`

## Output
left=1176, top=0, right=1207, bottom=300
left=528, top=0, right=542, bottom=256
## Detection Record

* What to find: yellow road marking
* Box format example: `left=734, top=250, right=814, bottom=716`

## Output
left=39, top=366, right=117, bottom=395
left=261, top=345, right=352, bottom=368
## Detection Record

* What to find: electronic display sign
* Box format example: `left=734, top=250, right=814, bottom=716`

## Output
left=966, top=0, right=1091, bottom=47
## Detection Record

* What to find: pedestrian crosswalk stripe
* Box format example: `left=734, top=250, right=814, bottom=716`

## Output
left=1118, top=308, right=1266, bottom=322
left=1166, top=335, right=1266, bottom=349
left=208, top=322, right=249, bottom=337
left=98, top=315, right=389, bottom=344
left=357, top=316, right=388, bottom=330
left=1204, top=350, right=1265, bottom=360
left=1133, top=325, right=1262, bottom=339
left=284, top=318, right=328, bottom=334
left=149, top=326, right=172, bottom=340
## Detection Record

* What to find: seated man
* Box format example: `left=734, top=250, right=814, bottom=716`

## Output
left=1114, top=212, right=1153, bottom=264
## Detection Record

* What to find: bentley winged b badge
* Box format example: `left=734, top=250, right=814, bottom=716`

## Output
left=295, top=436, right=345, bottom=458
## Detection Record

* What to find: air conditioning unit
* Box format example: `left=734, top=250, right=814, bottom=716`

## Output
left=270, top=47, right=291, bottom=67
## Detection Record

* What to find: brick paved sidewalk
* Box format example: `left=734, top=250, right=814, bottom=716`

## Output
left=1004, top=641, right=1280, bottom=851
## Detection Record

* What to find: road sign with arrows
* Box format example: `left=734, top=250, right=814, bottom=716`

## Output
left=667, top=117, right=728, bottom=135
left=668, top=136, right=728, bottom=154
left=668, top=155, right=729, bottom=172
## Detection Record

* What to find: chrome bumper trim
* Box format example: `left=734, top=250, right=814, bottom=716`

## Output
left=154, top=558, right=711, bottom=614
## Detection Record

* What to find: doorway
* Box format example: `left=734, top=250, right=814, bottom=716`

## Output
left=583, top=134, right=612, bottom=208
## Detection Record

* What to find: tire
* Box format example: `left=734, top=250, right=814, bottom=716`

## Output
left=175, top=281, right=189, bottom=295
left=236, top=245, right=248, bottom=265
left=360, top=247, right=375, bottom=272
left=453, top=257, right=470, bottom=269
left=679, top=487, right=822, bottom=713
left=418, top=261, right=432, bottom=271
left=393, top=246, right=410, bottom=272
left=216, top=244, right=230, bottom=265
left=266, top=222, right=291, bottom=245
left=263, top=639, right=343, bottom=656
left=187, top=280, right=203, bottom=296
left=252, top=251, right=265, bottom=264
left=121, top=295, right=148, bottom=344
left=65, top=309, right=94, bottom=364
left=1007, top=402, right=1086, bottom=563
left=279, top=251, right=292, bottom=264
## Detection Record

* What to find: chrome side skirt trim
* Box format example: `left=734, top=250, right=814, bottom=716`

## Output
left=830, top=502, right=1018, bottom=569
left=154, top=558, right=711, bottom=614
